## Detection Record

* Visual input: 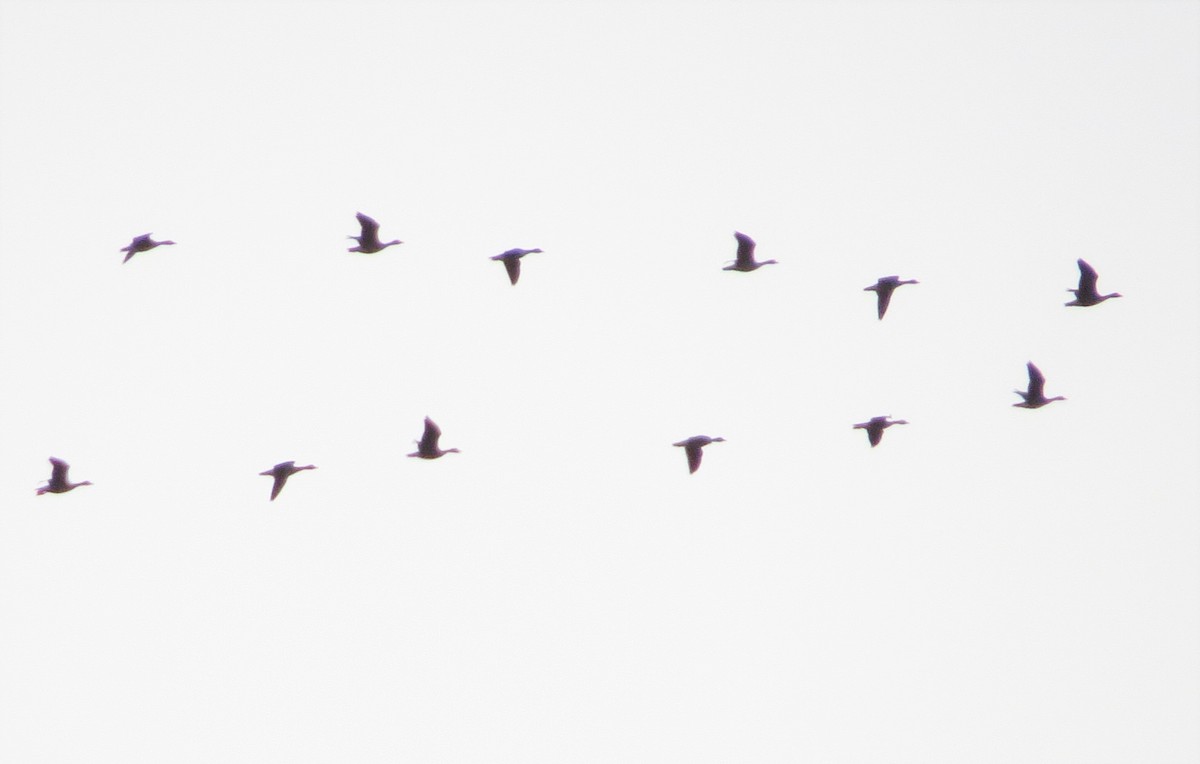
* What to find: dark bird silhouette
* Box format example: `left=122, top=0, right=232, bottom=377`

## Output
left=723, top=232, right=777, bottom=272
left=408, top=417, right=460, bottom=459
left=1013, top=362, right=1066, bottom=408
left=259, top=461, right=316, bottom=501
left=491, top=248, right=543, bottom=285
left=672, top=435, right=725, bottom=474
left=120, top=233, right=175, bottom=263
left=1066, top=259, right=1122, bottom=307
left=852, top=416, right=908, bottom=447
left=36, top=457, right=92, bottom=495
left=864, top=276, right=918, bottom=319
left=347, top=212, right=402, bottom=253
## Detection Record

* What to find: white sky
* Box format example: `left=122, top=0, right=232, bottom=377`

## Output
left=1, top=0, right=1198, bottom=760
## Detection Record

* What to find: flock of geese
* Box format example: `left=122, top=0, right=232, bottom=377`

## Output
left=35, top=214, right=1123, bottom=499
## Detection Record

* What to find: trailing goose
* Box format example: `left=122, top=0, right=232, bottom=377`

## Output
left=852, top=416, right=908, bottom=447
left=120, top=233, right=175, bottom=263
left=36, top=457, right=92, bottom=495
left=672, top=435, right=725, bottom=474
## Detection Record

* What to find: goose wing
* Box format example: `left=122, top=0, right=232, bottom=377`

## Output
left=875, top=285, right=895, bottom=319
left=501, top=257, right=521, bottom=285
left=1076, top=259, right=1099, bottom=298
left=420, top=417, right=443, bottom=452
left=49, top=457, right=70, bottom=488
left=733, top=232, right=756, bottom=267
left=684, top=442, right=704, bottom=473
left=269, top=473, right=289, bottom=500
left=1026, top=362, right=1046, bottom=399
left=356, top=213, right=382, bottom=247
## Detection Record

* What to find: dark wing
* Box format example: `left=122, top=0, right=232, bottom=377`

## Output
left=356, top=213, right=381, bottom=246
left=684, top=442, right=703, bottom=474
left=734, top=232, right=756, bottom=267
left=502, top=257, right=521, bottom=285
left=49, top=458, right=70, bottom=485
left=1076, top=259, right=1099, bottom=297
left=1026, top=362, right=1046, bottom=399
left=420, top=417, right=442, bottom=451
left=868, top=424, right=883, bottom=447
left=875, top=285, right=895, bottom=319
left=270, top=473, right=289, bottom=501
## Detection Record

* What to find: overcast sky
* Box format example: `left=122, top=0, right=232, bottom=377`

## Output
left=1, top=1, right=1198, bottom=761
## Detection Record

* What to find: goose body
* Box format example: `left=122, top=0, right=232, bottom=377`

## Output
left=37, top=457, right=92, bottom=495
left=1066, top=259, right=1121, bottom=306
left=723, top=232, right=777, bottom=272
left=408, top=417, right=460, bottom=459
left=259, top=460, right=316, bottom=501
left=672, top=435, right=725, bottom=474
left=348, top=212, right=403, bottom=253
left=491, top=248, right=543, bottom=285
left=1013, top=362, right=1066, bottom=408
left=852, top=416, right=908, bottom=447
left=864, top=276, right=918, bottom=319
left=120, top=233, right=175, bottom=263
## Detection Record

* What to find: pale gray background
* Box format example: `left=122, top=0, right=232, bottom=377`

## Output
left=1, top=1, right=1197, bottom=761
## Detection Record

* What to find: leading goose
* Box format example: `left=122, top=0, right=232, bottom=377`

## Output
left=36, top=457, right=92, bottom=495
left=672, top=435, right=725, bottom=474
left=723, top=232, right=777, bottom=272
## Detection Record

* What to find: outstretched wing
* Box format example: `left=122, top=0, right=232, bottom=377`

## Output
left=868, top=424, right=883, bottom=447
left=733, top=231, right=756, bottom=267
left=49, top=457, right=70, bottom=485
left=684, top=442, right=703, bottom=473
left=356, top=212, right=381, bottom=247
left=420, top=417, right=443, bottom=452
left=876, top=286, right=894, bottom=320
left=1026, top=362, right=1046, bottom=399
left=502, top=257, right=521, bottom=285
left=1076, top=259, right=1099, bottom=296
left=270, top=473, right=289, bottom=501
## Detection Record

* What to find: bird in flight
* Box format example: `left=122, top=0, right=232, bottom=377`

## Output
left=1066, top=259, right=1122, bottom=307
left=491, top=248, right=543, bottom=285
left=672, top=435, right=725, bottom=474
left=259, top=461, right=316, bottom=501
left=723, top=232, right=777, bottom=272
left=36, top=457, right=92, bottom=495
left=1013, top=362, right=1066, bottom=408
left=852, top=415, right=908, bottom=447
left=863, top=276, right=918, bottom=319
left=347, top=212, right=403, bottom=253
left=408, top=417, right=460, bottom=459
left=120, top=233, right=175, bottom=263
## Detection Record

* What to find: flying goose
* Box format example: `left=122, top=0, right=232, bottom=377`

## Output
left=672, top=435, right=725, bottom=474
left=491, top=248, right=543, bottom=285
left=1066, top=259, right=1121, bottom=307
left=259, top=461, right=316, bottom=501
left=864, top=276, right=918, bottom=319
left=723, top=232, right=777, bottom=272
left=120, top=233, right=175, bottom=263
left=347, top=212, right=402, bottom=253
left=1013, top=362, right=1066, bottom=408
left=408, top=417, right=460, bottom=459
left=36, top=457, right=92, bottom=495
left=852, top=416, right=908, bottom=447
